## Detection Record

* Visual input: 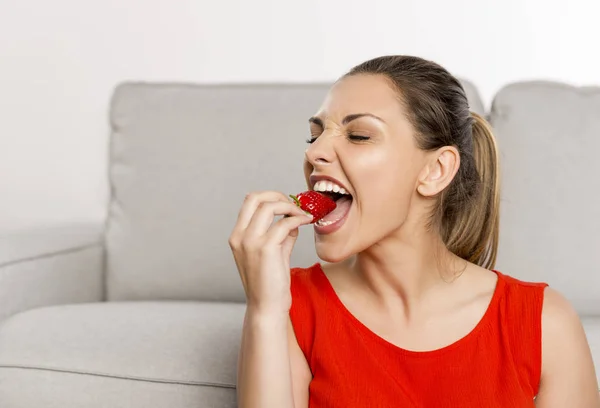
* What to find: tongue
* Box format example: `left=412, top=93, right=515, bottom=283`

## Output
left=320, top=196, right=352, bottom=222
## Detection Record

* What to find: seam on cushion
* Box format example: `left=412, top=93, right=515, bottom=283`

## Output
left=0, top=243, right=102, bottom=269
left=0, top=364, right=236, bottom=389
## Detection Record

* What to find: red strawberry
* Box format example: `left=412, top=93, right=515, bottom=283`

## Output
left=289, top=191, right=337, bottom=223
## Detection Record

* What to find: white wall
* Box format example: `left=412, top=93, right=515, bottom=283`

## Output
left=2, top=0, right=599, bottom=232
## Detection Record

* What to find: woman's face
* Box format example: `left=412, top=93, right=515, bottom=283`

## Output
left=304, top=74, right=435, bottom=262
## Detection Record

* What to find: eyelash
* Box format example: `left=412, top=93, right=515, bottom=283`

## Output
left=305, top=134, right=370, bottom=144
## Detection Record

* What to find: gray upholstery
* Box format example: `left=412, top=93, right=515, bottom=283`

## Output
left=0, top=80, right=598, bottom=407
left=0, top=371, right=235, bottom=408
left=106, top=80, right=483, bottom=303
left=461, top=78, right=485, bottom=115
left=0, top=223, right=103, bottom=267
left=490, top=81, right=600, bottom=315
left=0, top=224, right=104, bottom=322
left=107, top=84, right=329, bottom=302
left=0, top=302, right=245, bottom=407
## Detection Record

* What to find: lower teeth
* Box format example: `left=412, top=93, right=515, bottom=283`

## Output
left=317, top=218, right=337, bottom=227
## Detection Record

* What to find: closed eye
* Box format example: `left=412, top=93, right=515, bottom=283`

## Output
left=306, top=135, right=370, bottom=144
left=348, top=135, right=370, bottom=142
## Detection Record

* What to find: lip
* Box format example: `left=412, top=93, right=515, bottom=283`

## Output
left=309, top=174, right=352, bottom=195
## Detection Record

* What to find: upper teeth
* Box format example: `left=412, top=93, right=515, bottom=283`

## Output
left=313, top=180, right=349, bottom=195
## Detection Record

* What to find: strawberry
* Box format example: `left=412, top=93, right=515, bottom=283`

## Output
left=289, top=191, right=337, bottom=223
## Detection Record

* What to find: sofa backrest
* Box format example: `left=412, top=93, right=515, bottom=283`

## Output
left=106, top=80, right=484, bottom=301
left=490, top=82, right=600, bottom=315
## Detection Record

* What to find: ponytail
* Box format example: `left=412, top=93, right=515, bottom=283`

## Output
left=442, top=112, right=500, bottom=269
left=470, top=113, right=500, bottom=268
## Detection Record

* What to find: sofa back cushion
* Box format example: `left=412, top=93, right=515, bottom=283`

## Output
left=490, top=82, right=600, bottom=315
left=106, top=80, right=484, bottom=301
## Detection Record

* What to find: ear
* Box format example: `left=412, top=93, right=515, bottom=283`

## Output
left=417, top=146, right=460, bottom=197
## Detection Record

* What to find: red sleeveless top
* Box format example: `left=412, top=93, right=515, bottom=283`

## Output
left=289, top=263, right=549, bottom=408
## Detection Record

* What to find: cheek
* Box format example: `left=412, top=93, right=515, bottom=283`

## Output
left=351, top=148, right=418, bottom=215
left=303, top=159, right=312, bottom=188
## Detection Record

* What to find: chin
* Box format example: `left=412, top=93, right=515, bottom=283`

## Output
left=315, top=241, right=355, bottom=264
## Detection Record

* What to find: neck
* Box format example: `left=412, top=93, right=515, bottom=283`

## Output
left=348, top=223, right=465, bottom=318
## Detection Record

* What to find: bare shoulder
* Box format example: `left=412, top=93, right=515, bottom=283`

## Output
left=458, top=263, right=499, bottom=303
left=542, top=287, right=580, bottom=325
left=468, top=263, right=500, bottom=289
left=540, top=288, right=594, bottom=368
left=539, top=288, right=589, bottom=377
left=536, top=287, right=600, bottom=407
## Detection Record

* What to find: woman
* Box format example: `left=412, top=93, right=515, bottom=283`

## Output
left=229, top=56, right=599, bottom=407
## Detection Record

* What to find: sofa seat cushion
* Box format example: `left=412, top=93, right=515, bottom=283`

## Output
left=0, top=301, right=245, bottom=408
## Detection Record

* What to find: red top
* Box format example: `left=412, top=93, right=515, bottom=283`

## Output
left=289, top=263, right=549, bottom=408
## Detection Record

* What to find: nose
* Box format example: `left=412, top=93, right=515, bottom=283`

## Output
left=304, top=134, right=336, bottom=167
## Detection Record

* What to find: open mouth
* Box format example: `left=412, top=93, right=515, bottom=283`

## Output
left=320, top=190, right=349, bottom=202
left=312, top=180, right=354, bottom=229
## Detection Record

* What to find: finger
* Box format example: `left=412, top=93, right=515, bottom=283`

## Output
left=245, top=201, right=309, bottom=240
left=264, top=214, right=314, bottom=247
left=233, top=191, right=291, bottom=234
left=281, top=227, right=299, bottom=260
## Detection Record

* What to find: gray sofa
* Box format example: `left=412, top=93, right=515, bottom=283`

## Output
left=0, top=80, right=598, bottom=407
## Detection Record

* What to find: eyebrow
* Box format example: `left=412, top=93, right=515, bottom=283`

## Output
left=308, top=113, right=386, bottom=127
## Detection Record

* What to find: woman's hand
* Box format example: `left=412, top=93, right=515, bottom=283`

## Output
left=229, top=191, right=313, bottom=316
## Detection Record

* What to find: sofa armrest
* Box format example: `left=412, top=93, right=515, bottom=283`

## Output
left=0, top=224, right=105, bottom=322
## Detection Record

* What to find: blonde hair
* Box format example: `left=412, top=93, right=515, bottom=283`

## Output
left=441, top=112, right=500, bottom=269
left=346, top=56, right=501, bottom=269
